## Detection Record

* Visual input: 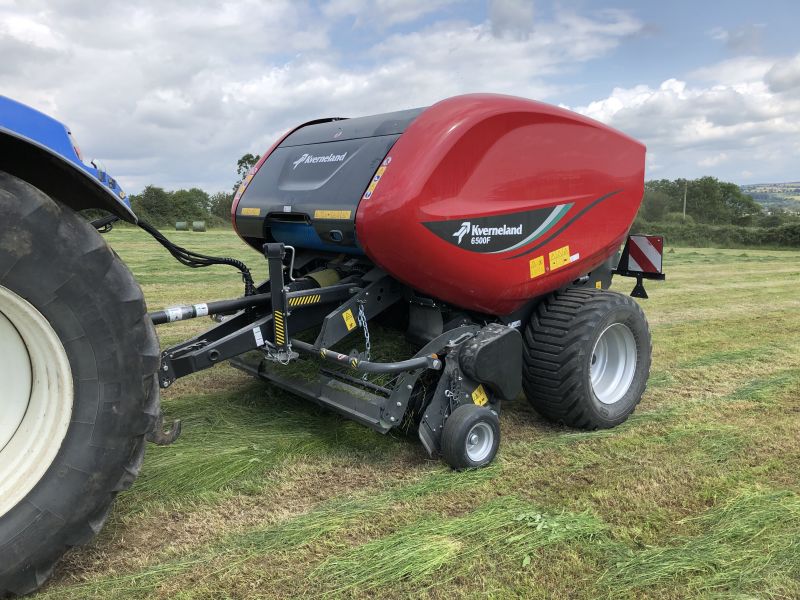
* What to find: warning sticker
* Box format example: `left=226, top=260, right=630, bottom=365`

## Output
left=595, top=280, right=602, bottom=289
left=549, top=245, right=571, bottom=270
left=529, top=256, right=545, bottom=279
left=362, top=165, right=387, bottom=200
left=342, top=308, right=357, bottom=331
left=240, top=207, right=261, bottom=217
left=472, top=384, right=489, bottom=406
left=314, top=209, right=352, bottom=220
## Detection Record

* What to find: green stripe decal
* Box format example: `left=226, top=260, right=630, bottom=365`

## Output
left=489, top=203, right=573, bottom=254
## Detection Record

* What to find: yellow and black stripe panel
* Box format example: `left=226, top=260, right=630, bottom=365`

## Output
left=288, top=294, right=322, bottom=308
left=273, top=310, right=286, bottom=346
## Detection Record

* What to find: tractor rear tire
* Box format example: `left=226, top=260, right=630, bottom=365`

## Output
left=0, top=173, right=160, bottom=596
left=522, top=288, right=651, bottom=429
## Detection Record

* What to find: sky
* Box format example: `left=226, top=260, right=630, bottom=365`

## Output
left=1, top=0, right=799, bottom=194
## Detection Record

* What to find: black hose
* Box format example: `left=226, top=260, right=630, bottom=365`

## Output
left=138, top=220, right=256, bottom=296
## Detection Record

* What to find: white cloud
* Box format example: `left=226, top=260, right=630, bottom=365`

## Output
left=4, top=2, right=794, bottom=190
left=322, top=0, right=459, bottom=28
left=698, top=152, right=728, bottom=167
left=0, top=1, right=643, bottom=192
left=706, top=24, right=765, bottom=55
left=489, top=0, right=535, bottom=39
left=575, top=58, right=800, bottom=183
left=690, top=56, right=774, bottom=85
left=765, top=52, right=800, bottom=93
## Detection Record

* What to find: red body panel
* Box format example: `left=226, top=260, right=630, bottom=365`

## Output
left=356, top=94, right=645, bottom=315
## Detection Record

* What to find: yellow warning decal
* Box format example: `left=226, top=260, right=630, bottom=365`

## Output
left=362, top=165, right=387, bottom=200
left=314, top=209, right=352, bottom=220
left=240, top=207, right=261, bottom=216
left=529, top=256, right=545, bottom=279
left=273, top=310, right=286, bottom=345
left=472, top=384, right=489, bottom=406
left=342, top=308, right=357, bottom=331
left=595, top=280, right=602, bottom=289
left=549, top=245, right=571, bottom=270
left=288, top=294, right=321, bottom=307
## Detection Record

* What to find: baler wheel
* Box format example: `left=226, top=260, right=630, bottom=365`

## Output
left=441, top=404, right=500, bottom=470
left=522, top=288, right=651, bottom=429
left=0, top=172, right=160, bottom=596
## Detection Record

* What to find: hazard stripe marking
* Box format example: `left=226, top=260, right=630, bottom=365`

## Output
left=628, top=243, right=655, bottom=273
left=288, top=294, right=321, bottom=307
left=274, top=310, right=286, bottom=344
left=627, top=235, right=663, bottom=274
left=633, top=236, right=662, bottom=272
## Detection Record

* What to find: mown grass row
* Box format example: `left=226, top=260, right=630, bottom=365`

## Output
left=39, top=235, right=800, bottom=599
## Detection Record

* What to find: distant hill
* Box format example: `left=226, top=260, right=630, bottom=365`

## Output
left=741, top=182, right=800, bottom=213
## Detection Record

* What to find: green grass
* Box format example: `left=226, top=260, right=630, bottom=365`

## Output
left=37, top=230, right=800, bottom=599
left=604, top=488, right=800, bottom=597
left=313, top=496, right=607, bottom=595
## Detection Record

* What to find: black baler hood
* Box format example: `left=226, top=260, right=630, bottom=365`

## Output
left=234, top=107, right=424, bottom=254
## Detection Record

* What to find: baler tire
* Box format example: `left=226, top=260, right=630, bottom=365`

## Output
left=441, top=404, right=500, bottom=470
left=0, top=172, right=160, bottom=597
left=522, top=288, right=651, bottom=429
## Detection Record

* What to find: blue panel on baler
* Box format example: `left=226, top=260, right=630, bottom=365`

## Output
left=270, top=222, right=364, bottom=255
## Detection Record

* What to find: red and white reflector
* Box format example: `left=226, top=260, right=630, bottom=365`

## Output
left=624, top=235, right=663, bottom=274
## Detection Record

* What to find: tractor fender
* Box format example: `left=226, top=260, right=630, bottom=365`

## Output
left=0, top=127, right=137, bottom=223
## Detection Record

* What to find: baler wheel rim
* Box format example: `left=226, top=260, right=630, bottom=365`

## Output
left=590, top=323, right=637, bottom=405
left=465, top=422, right=495, bottom=462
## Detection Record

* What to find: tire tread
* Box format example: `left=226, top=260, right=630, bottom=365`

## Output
left=0, top=172, right=159, bottom=597
left=522, top=287, right=651, bottom=429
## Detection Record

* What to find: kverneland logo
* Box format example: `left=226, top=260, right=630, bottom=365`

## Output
left=453, top=221, right=523, bottom=245
left=292, top=152, right=348, bottom=169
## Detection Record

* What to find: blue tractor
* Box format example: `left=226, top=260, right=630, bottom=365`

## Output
left=0, top=97, right=162, bottom=596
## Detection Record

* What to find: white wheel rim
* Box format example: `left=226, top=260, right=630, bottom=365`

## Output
left=590, top=322, right=637, bottom=405
left=465, top=422, right=494, bottom=462
left=0, top=284, right=73, bottom=518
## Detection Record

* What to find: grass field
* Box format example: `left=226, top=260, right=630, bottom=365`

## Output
left=36, top=229, right=800, bottom=599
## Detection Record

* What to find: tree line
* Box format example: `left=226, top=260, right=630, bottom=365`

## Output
left=124, top=158, right=800, bottom=247
left=127, top=153, right=260, bottom=227
left=640, top=176, right=799, bottom=228
left=637, top=177, right=800, bottom=247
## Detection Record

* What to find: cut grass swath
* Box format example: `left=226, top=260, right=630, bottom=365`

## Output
left=313, top=495, right=607, bottom=594
left=603, top=488, right=800, bottom=597
left=40, top=467, right=499, bottom=599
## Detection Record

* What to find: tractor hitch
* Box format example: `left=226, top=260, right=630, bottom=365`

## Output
left=146, top=412, right=182, bottom=446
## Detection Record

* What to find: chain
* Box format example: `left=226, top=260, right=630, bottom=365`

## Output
left=263, top=340, right=292, bottom=365
left=357, top=302, right=371, bottom=361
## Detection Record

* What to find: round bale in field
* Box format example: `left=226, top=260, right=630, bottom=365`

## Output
left=192, top=221, right=206, bottom=232
left=175, top=221, right=188, bottom=231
